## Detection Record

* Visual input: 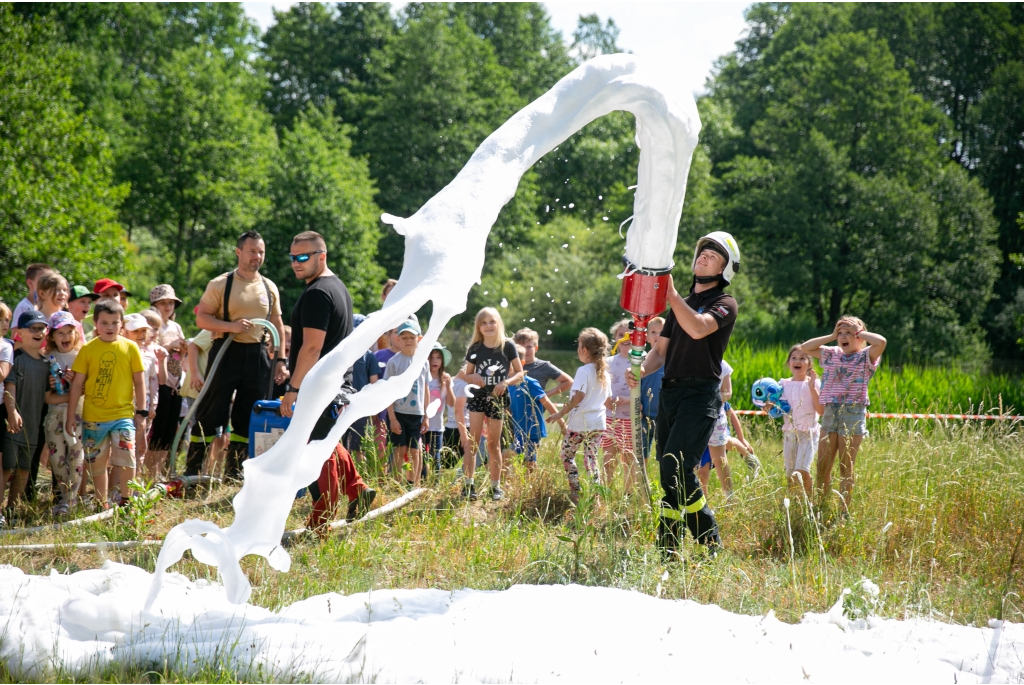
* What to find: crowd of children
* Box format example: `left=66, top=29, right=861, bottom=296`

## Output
left=1, top=263, right=195, bottom=526
left=2, top=258, right=887, bottom=529
left=357, top=300, right=885, bottom=517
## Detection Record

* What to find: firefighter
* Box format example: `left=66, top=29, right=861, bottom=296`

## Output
left=627, top=231, right=741, bottom=556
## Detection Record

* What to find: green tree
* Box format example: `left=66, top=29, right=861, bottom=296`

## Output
left=714, top=30, right=999, bottom=360
left=976, top=61, right=1024, bottom=354
left=118, top=46, right=277, bottom=303
left=0, top=7, right=130, bottom=304
left=571, top=13, right=621, bottom=61
left=260, top=103, right=386, bottom=313
left=450, top=2, right=574, bottom=101
left=260, top=2, right=395, bottom=130
left=358, top=5, right=526, bottom=275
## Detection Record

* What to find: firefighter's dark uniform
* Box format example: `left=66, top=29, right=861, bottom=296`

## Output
left=655, top=285, right=737, bottom=552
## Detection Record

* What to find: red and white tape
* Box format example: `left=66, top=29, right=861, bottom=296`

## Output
left=734, top=410, right=1023, bottom=421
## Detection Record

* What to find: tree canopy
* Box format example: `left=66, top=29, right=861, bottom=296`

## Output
left=2, top=2, right=1022, bottom=359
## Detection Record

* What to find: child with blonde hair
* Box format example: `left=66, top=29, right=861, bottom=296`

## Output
left=43, top=311, right=86, bottom=514
left=547, top=328, right=612, bottom=504
left=800, top=316, right=886, bottom=510
left=459, top=307, right=524, bottom=501
left=776, top=345, right=823, bottom=496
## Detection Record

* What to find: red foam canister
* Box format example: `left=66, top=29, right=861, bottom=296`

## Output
left=619, top=269, right=670, bottom=318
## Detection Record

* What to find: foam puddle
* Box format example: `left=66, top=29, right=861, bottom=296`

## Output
left=148, top=53, right=702, bottom=605
left=2, top=562, right=1021, bottom=682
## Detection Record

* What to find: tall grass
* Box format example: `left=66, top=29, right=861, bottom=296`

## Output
left=543, top=342, right=1023, bottom=414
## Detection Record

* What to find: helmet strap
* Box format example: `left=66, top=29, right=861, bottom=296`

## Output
left=694, top=273, right=722, bottom=285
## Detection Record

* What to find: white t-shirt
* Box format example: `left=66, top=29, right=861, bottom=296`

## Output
left=717, top=359, right=733, bottom=419
left=11, top=297, right=35, bottom=331
left=605, top=354, right=632, bottom=419
left=50, top=349, right=84, bottom=415
left=140, top=346, right=160, bottom=412
left=566, top=362, right=611, bottom=433
left=780, top=377, right=821, bottom=432
left=0, top=338, right=13, bottom=369
left=446, top=377, right=471, bottom=430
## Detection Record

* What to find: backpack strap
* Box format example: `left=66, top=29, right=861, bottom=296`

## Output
left=223, top=271, right=234, bottom=323
left=260, top=276, right=274, bottom=318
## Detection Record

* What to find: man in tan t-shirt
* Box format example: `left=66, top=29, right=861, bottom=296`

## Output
left=185, top=230, right=288, bottom=479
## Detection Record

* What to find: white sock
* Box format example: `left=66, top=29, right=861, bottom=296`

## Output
left=491, top=479, right=500, bottom=489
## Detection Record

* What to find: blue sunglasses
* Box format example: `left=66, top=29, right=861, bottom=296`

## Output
left=289, top=250, right=324, bottom=264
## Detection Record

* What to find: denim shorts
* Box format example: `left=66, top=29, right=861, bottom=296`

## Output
left=821, top=403, right=868, bottom=437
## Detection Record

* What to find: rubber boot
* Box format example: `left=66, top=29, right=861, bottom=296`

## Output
left=184, top=441, right=206, bottom=477
left=224, top=442, right=248, bottom=481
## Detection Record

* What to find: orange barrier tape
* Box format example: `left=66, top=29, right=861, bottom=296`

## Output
left=734, top=410, right=1023, bottom=421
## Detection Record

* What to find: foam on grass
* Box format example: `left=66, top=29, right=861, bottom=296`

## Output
left=2, top=562, right=1021, bottom=682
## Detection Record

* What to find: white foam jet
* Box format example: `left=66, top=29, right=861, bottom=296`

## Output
left=148, top=53, right=701, bottom=607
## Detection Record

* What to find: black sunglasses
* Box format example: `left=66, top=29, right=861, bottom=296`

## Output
left=289, top=250, right=324, bottom=264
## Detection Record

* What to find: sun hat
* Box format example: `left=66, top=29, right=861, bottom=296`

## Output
left=149, top=284, right=182, bottom=307
left=431, top=342, right=452, bottom=367
left=93, top=278, right=132, bottom=297
left=123, top=313, right=152, bottom=332
left=48, top=311, right=77, bottom=331
left=69, top=285, right=100, bottom=302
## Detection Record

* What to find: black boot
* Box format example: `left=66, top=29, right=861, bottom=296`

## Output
left=184, top=441, right=206, bottom=477
left=685, top=505, right=722, bottom=549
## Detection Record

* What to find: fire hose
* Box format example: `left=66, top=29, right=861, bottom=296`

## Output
left=167, top=318, right=280, bottom=478
left=619, top=260, right=673, bottom=508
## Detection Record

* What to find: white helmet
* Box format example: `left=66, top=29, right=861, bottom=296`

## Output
left=692, top=231, right=740, bottom=286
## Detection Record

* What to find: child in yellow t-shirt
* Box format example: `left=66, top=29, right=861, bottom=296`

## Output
left=67, top=299, right=145, bottom=508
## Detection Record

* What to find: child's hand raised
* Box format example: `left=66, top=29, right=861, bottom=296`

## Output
left=807, top=366, right=817, bottom=385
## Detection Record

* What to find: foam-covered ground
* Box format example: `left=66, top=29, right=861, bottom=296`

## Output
left=1, top=562, right=1020, bottom=682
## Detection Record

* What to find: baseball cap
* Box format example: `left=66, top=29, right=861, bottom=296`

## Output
left=17, top=310, right=48, bottom=330
left=48, top=311, right=77, bottom=331
left=123, top=313, right=152, bottom=332
left=70, top=285, right=100, bottom=302
left=149, top=284, right=182, bottom=307
left=93, top=278, right=132, bottom=297
left=396, top=319, right=421, bottom=336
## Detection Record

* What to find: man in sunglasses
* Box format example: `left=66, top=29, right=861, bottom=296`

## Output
left=282, top=230, right=375, bottom=529
left=186, top=230, right=288, bottom=479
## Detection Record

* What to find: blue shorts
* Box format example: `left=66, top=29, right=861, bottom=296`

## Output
left=821, top=403, right=868, bottom=437
left=700, top=447, right=713, bottom=469
left=83, top=418, right=136, bottom=467
left=511, top=434, right=540, bottom=463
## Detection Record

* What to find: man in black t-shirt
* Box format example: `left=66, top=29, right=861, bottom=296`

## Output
left=281, top=231, right=374, bottom=529
left=627, top=232, right=741, bottom=555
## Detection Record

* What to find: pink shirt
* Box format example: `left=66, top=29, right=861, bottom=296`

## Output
left=818, top=346, right=880, bottom=405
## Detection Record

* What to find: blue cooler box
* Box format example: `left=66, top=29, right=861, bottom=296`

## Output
left=249, top=400, right=306, bottom=499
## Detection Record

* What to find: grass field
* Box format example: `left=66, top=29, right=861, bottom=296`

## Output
left=1, top=414, right=1022, bottom=682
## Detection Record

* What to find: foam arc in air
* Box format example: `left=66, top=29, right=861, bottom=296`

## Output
left=147, top=53, right=701, bottom=607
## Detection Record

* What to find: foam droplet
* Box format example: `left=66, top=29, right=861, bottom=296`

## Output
left=547, top=330, right=552, bottom=335
left=561, top=244, right=568, bottom=249
left=465, top=384, right=480, bottom=398
left=568, top=203, right=575, bottom=208
left=500, top=298, right=508, bottom=308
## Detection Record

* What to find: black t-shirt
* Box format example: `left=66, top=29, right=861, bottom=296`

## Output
left=289, top=274, right=354, bottom=394
left=465, top=339, right=518, bottom=397
left=661, top=287, right=738, bottom=380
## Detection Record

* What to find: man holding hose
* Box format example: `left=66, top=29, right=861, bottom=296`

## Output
left=185, top=231, right=288, bottom=478
left=627, top=231, right=740, bottom=557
